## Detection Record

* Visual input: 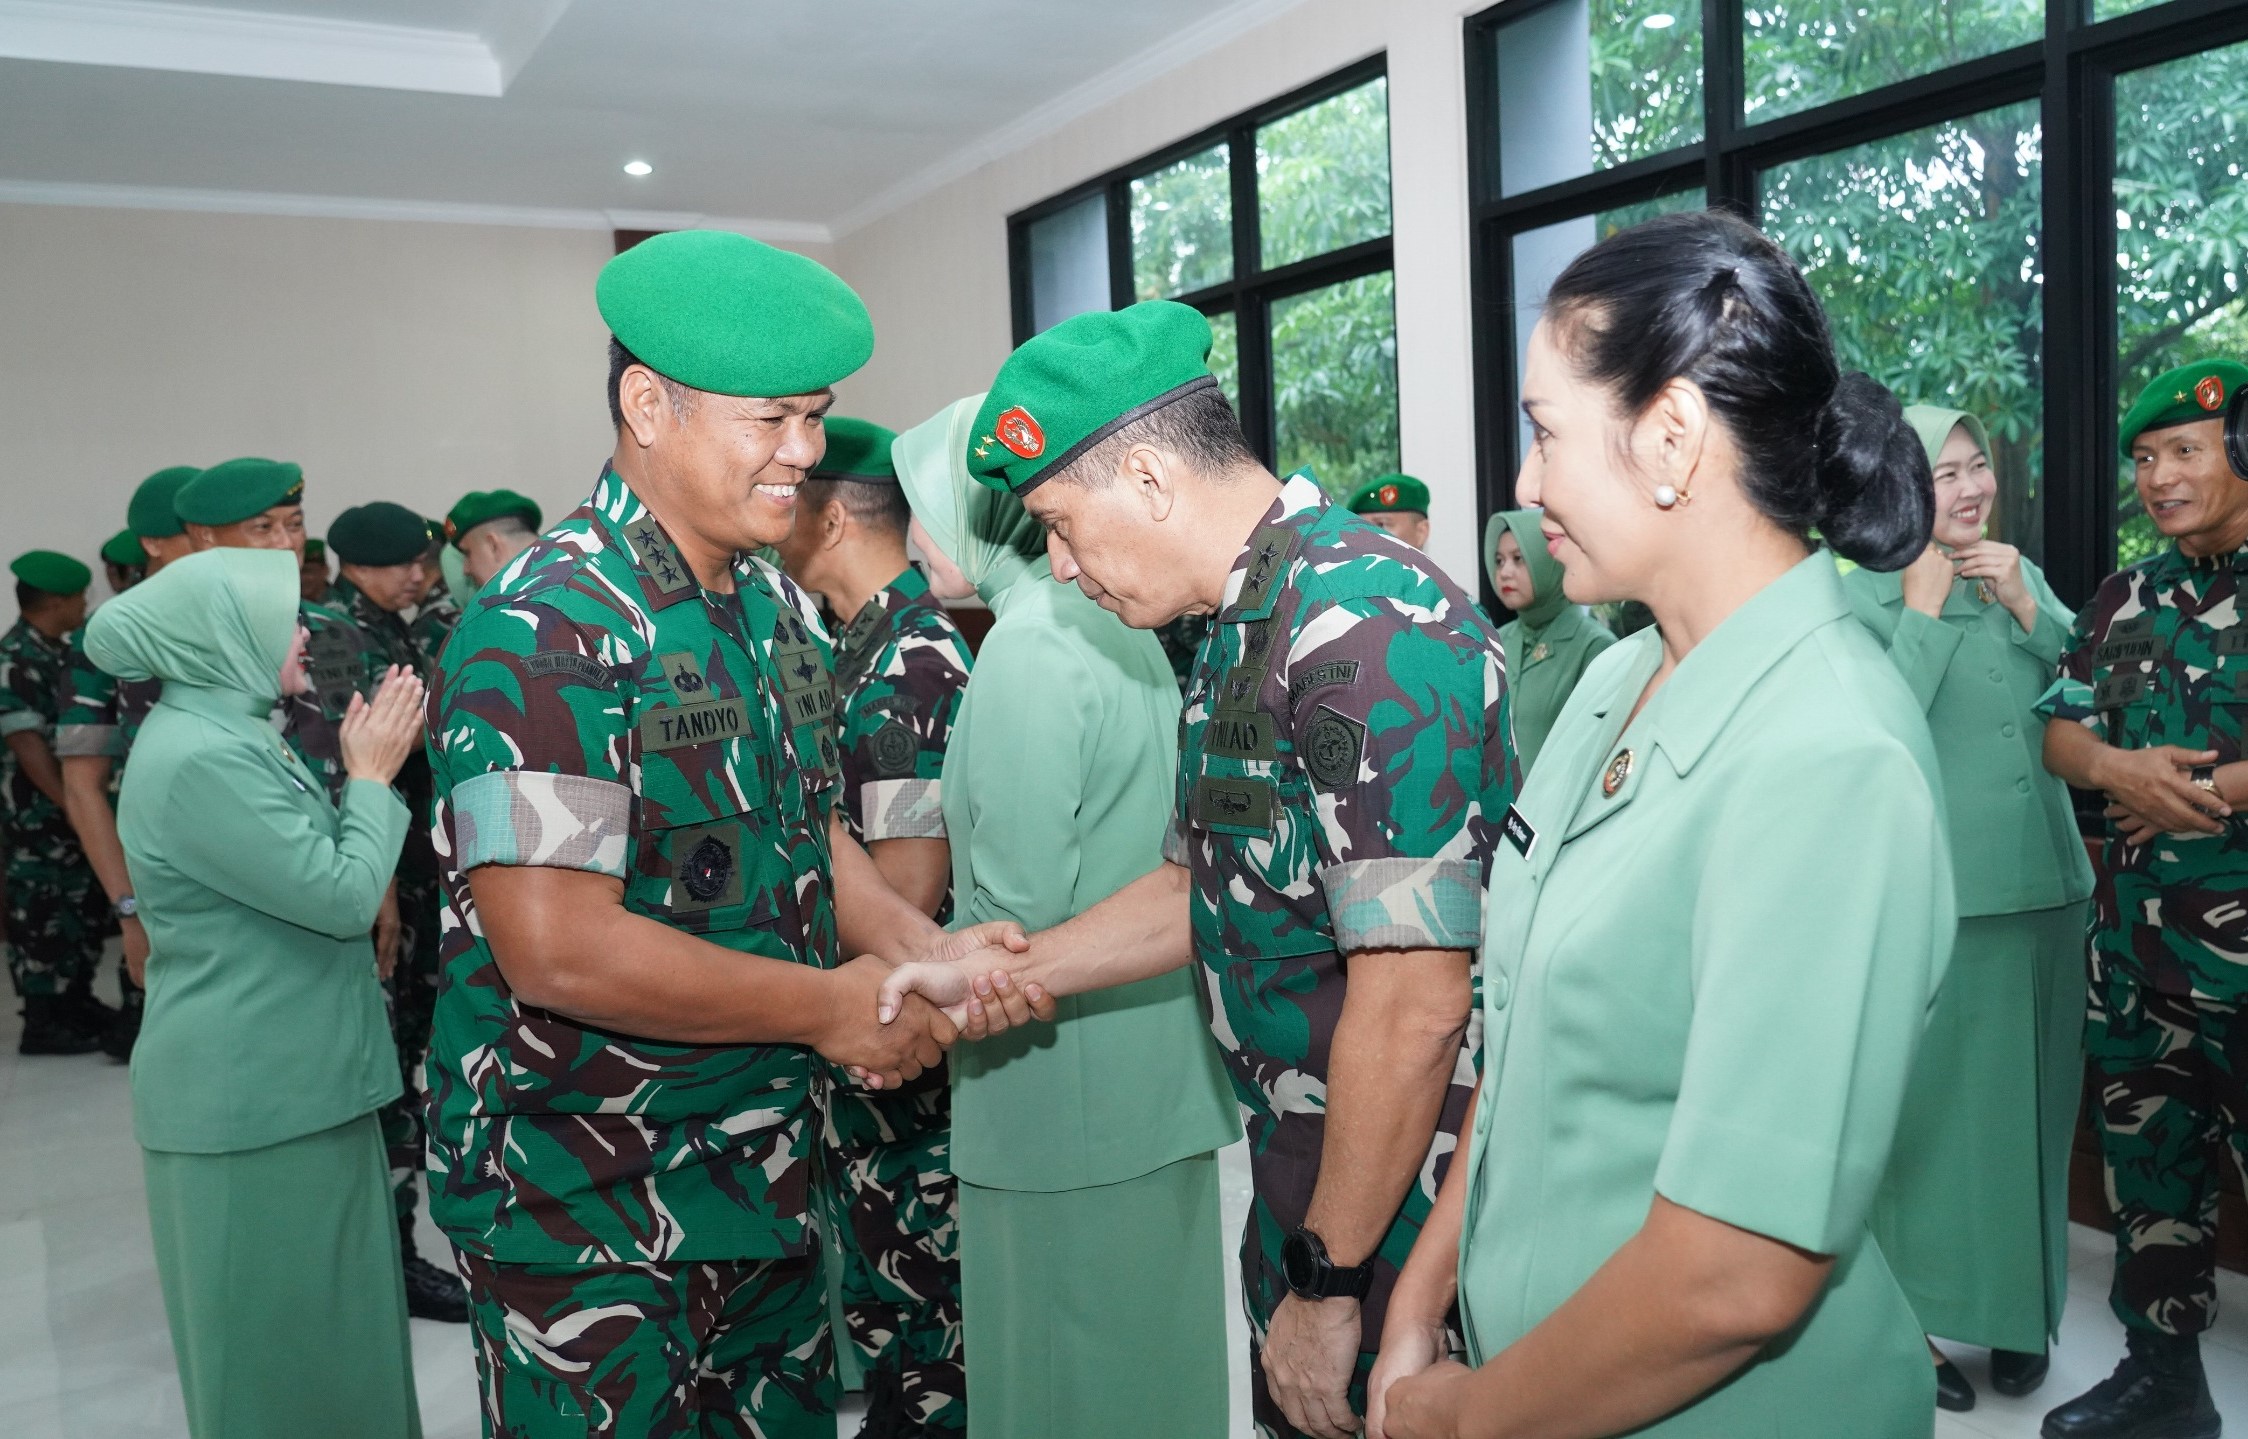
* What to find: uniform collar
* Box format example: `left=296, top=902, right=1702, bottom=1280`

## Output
left=2148, top=538, right=2248, bottom=581
left=1217, top=474, right=1326, bottom=622
left=836, top=564, right=929, bottom=666
left=8, top=620, right=67, bottom=657
left=1851, top=561, right=1993, bottom=620
left=587, top=463, right=716, bottom=612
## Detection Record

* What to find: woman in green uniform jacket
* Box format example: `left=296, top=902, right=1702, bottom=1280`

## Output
left=1370, top=211, right=1953, bottom=1439
left=1844, top=405, right=2095, bottom=1410
left=1487, top=509, right=1614, bottom=773
left=893, top=396, right=1240, bottom=1439
left=87, top=548, right=427, bottom=1439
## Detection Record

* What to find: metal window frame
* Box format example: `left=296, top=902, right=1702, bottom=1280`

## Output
left=1006, top=53, right=1397, bottom=471
left=1465, top=0, right=2248, bottom=605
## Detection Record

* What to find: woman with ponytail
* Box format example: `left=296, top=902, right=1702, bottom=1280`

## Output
left=1367, top=210, right=1953, bottom=1438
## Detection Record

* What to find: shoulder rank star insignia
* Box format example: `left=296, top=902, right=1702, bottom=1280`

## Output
left=975, top=438, right=993, bottom=459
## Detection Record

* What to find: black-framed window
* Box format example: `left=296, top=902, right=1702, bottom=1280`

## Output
left=1008, top=57, right=1400, bottom=502
left=1466, top=0, right=2248, bottom=606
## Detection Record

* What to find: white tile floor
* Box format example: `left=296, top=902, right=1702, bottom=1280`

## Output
left=1, top=976, right=2242, bottom=1439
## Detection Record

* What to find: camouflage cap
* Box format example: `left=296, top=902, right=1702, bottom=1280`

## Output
left=812, top=417, right=898, bottom=483
left=967, top=300, right=1220, bottom=496
left=329, top=502, right=431, bottom=566
left=597, top=230, right=874, bottom=398
left=100, top=529, right=145, bottom=569
left=2120, top=359, right=2248, bottom=458
left=12, top=550, right=91, bottom=596
left=128, top=465, right=200, bottom=539
left=1346, top=473, right=1429, bottom=516
left=445, top=489, right=543, bottom=548
left=175, top=458, right=305, bottom=527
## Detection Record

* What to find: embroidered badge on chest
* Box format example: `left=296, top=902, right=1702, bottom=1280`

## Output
left=682, top=834, right=735, bottom=902
left=1305, top=705, right=1366, bottom=792
left=659, top=651, right=710, bottom=700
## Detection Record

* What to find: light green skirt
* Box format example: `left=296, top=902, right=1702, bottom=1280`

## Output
left=143, top=1111, right=422, bottom=1439
left=1870, top=904, right=2089, bottom=1352
left=959, top=1152, right=1228, bottom=1439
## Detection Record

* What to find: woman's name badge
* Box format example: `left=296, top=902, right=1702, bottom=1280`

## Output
left=1502, top=805, right=1537, bottom=859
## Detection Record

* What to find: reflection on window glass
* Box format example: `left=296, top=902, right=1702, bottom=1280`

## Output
left=1271, top=272, right=1399, bottom=502
left=2114, top=40, right=2248, bottom=566
left=1132, top=144, right=1232, bottom=301
left=2095, top=0, right=2171, bottom=16
left=1508, top=189, right=1706, bottom=458
left=1206, top=310, right=1240, bottom=408
left=1494, top=0, right=1702, bottom=198
left=1027, top=193, right=1111, bottom=335
left=1743, top=0, right=2040, bottom=124
left=1761, top=103, right=2045, bottom=558
left=1259, top=78, right=1393, bottom=270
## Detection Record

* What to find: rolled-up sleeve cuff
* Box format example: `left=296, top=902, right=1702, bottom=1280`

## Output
left=452, top=771, right=631, bottom=876
left=859, top=778, right=946, bottom=842
left=1656, top=1105, right=1875, bottom=1257
left=2033, top=675, right=2096, bottom=726
left=1320, top=857, right=1483, bottom=952
left=53, top=723, right=121, bottom=758
left=0, top=710, right=45, bottom=737
left=1161, top=820, right=1188, bottom=868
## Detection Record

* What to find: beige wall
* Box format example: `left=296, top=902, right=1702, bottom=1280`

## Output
left=830, top=0, right=1488, bottom=590
left=0, top=204, right=629, bottom=597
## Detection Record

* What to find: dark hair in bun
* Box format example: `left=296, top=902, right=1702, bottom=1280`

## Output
left=1541, top=210, right=1932, bottom=571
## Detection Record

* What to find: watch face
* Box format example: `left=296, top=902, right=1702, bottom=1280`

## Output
left=1281, top=1232, right=1316, bottom=1291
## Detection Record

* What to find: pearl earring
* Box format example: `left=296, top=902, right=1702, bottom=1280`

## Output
left=1654, top=484, right=1679, bottom=509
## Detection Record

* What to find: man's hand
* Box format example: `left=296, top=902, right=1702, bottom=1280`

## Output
left=122, top=915, right=150, bottom=988
left=1899, top=543, right=1954, bottom=617
left=1379, top=1358, right=1473, bottom=1439
left=2097, top=745, right=2226, bottom=838
left=1366, top=1314, right=1450, bottom=1439
left=1263, top=1294, right=1365, bottom=1438
left=373, top=882, right=402, bottom=980
left=818, top=954, right=957, bottom=1090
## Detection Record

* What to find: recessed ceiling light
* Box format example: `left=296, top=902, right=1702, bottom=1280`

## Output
left=1643, top=12, right=1676, bottom=27
left=623, top=159, right=653, bottom=177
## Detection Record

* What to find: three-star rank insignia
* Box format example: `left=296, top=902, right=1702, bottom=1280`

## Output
left=2199, top=375, right=2228, bottom=412
left=995, top=406, right=1046, bottom=459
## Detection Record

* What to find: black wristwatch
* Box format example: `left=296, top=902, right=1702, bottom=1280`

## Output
left=1282, top=1226, right=1373, bottom=1301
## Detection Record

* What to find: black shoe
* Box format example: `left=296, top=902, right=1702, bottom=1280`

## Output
left=400, top=1249, right=468, bottom=1323
left=2043, top=1330, right=2220, bottom=1439
left=100, top=988, right=142, bottom=1063
left=60, top=981, right=116, bottom=1036
left=1935, top=1351, right=1978, bottom=1413
left=1995, top=1346, right=2053, bottom=1398
left=18, top=996, right=102, bottom=1055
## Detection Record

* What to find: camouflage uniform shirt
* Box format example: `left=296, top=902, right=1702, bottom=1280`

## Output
left=2038, top=542, right=2248, bottom=1003
left=0, top=622, right=77, bottom=824
left=54, top=630, right=163, bottom=765
left=830, top=564, right=972, bottom=849
left=424, top=464, right=844, bottom=1264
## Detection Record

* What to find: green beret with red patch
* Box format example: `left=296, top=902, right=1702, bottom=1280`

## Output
left=2120, top=359, right=2248, bottom=458
left=1345, top=473, right=1429, bottom=517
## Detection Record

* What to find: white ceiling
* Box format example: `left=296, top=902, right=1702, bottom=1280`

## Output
left=0, top=0, right=1303, bottom=240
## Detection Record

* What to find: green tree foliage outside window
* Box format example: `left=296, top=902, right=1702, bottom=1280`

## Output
left=1740, top=0, right=2041, bottom=122
left=1133, top=145, right=1233, bottom=301
left=1259, top=79, right=1393, bottom=270
left=1272, top=272, right=1401, bottom=502
left=2114, top=41, right=2248, bottom=567
left=1590, top=1, right=1704, bottom=168
left=1207, top=309, right=1240, bottom=406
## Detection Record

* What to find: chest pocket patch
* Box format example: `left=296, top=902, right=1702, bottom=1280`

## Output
left=642, top=697, right=750, bottom=752
left=666, top=822, right=748, bottom=912
left=2214, top=627, right=2248, bottom=658
left=304, top=628, right=363, bottom=709
left=2095, top=614, right=2161, bottom=667
left=1192, top=774, right=1275, bottom=835
left=1205, top=708, right=1278, bottom=761
left=2094, top=671, right=2148, bottom=711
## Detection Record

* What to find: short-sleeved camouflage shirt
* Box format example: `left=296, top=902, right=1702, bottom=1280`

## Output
left=424, top=464, right=844, bottom=1264
left=0, top=621, right=75, bottom=829
left=55, top=629, right=162, bottom=763
left=2037, top=542, right=2248, bottom=1002
left=409, top=583, right=461, bottom=667
left=829, top=564, right=971, bottom=847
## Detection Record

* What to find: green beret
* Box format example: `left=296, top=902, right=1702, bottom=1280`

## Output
left=814, top=418, right=898, bottom=483
left=303, top=539, right=327, bottom=562
left=100, top=530, right=145, bottom=569
left=1346, top=473, right=1429, bottom=516
left=329, top=502, right=432, bottom=566
left=12, top=550, right=91, bottom=596
left=175, top=458, right=305, bottom=527
left=597, top=230, right=874, bottom=398
left=2120, top=359, right=2248, bottom=457
left=128, top=466, right=200, bottom=539
left=968, top=301, right=1222, bottom=495
left=445, top=490, right=543, bottom=547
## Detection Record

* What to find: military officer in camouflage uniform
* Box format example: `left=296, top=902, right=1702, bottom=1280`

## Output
left=1342, top=472, right=1431, bottom=552
left=2038, top=358, right=2248, bottom=1439
left=880, top=301, right=1514, bottom=1439
left=448, top=489, right=545, bottom=594
left=57, top=466, right=201, bottom=1058
left=773, top=415, right=973, bottom=1438
left=424, top=230, right=1009, bottom=1439
left=300, top=536, right=333, bottom=604
left=2, top=551, right=113, bottom=1054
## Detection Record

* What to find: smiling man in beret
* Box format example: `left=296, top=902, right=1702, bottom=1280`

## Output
left=0, top=550, right=112, bottom=1055
left=425, top=229, right=1019, bottom=1439
left=881, top=299, right=1517, bottom=1439
left=1343, top=473, right=1431, bottom=551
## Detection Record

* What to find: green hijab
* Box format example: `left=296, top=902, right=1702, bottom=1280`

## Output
left=1486, top=508, right=1568, bottom=629
left=1902, top=405, right=1992, bottom=470
left=895, top=393, right=1050, bottom=607
left=85, top=547, right=298, bottom=708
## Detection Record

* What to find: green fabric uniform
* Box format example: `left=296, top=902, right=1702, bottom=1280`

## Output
left=1843, top=410, right=2095, bottom=1353
left=1460, top=553, right=1951, bottom=1434
left=0, top=616, right=111, bottom=997
left=1342, top=472, right=1429, bottom=517
left=86, top=547, right=417, bottom=1439
left=823, top=560, right=974, bottom=1436
left=425, top=465, right=843, bottom=1435
left=897, top=395, right=1238, bottom=1439
left=409, top=579, right=461, bottom=663
left=1484, top=510, right=1614, bottom=775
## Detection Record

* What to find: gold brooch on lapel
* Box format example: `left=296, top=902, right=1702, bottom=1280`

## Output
left=1602, top=749, right=1634, bottom=798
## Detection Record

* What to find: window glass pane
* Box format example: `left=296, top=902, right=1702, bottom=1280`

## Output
left=1492, top=0, right=1702, bottom=198
left=1271, top=271, right=1399, bottom=502
left=1258, top=77, right=1392, bottom=270
left=1760, top=102, right=2046, bottom=559
left=2114, top=40, right=2248, bottom=567
left=1206, top=310, right=1240, bottom=409
left=1744, top=0, right=2042, bottom=125
left=1026, top=193, right=1111, bottom=335
left=2095, top=0, right=2170, bottom=16
left=1508, top=189, right=1706, bottom=459
left=1132, top=144, right=1232, bottom=301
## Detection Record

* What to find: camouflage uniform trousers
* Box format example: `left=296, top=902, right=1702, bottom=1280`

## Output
left=822, top=1074, right=963, bottom=1437
left=380, top=865, right=442, bottom=1231
left=2087, top=957, right=2248, bottom=1336
left=3, top=809, right=110, bottom=998
left=458, top=1249, right=835, bottom=1439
